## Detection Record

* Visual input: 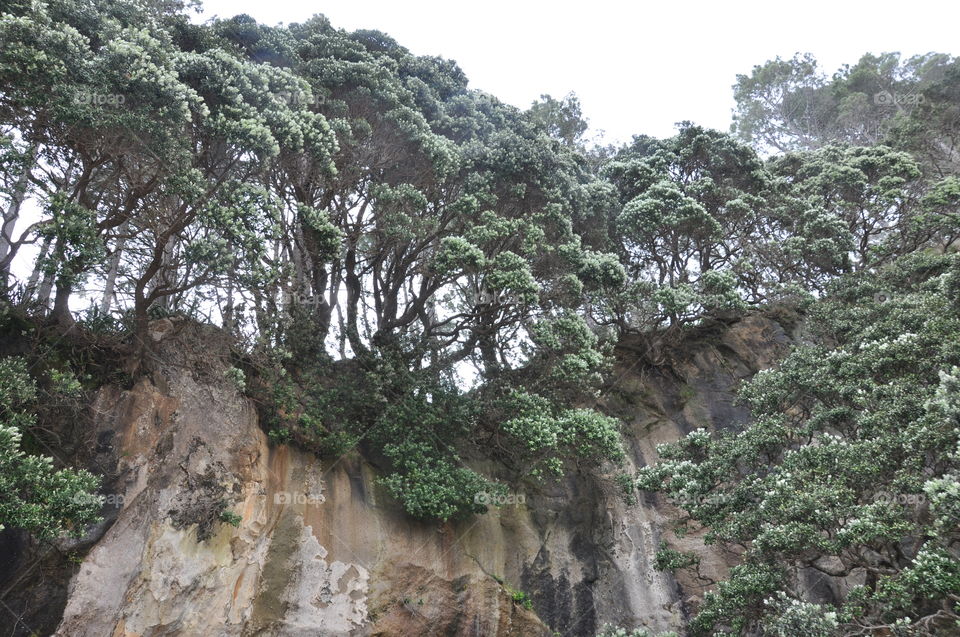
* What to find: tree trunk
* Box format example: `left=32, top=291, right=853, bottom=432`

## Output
left=100, top=220, right=129, bottom=314
left=35, top=239, right=57, bottom=309
left=51, top=277, right=74, bottom=325
left=23, top=234, right=51, bottom=304
left=160, top=235, right=177, bottom=310
left=343, top=244, right=366, bottom=356
left=479, top=331, right=500, bottom=377
left=0, top=141, right=38, bottom=292
left=222, top=259, right=235, bottom=333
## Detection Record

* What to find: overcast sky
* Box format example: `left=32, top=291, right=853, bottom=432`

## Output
left=197, top=1, right=954, bottom=143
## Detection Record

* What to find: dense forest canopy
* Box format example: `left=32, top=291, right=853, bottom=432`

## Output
left=0, top=1, right=958, bottom=635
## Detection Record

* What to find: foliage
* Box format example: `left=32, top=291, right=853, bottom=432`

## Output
left=0, top=357, right=101, bottom=538
left=497, top=388, right=623, bottom=478
left=636, top=252, right=960, bottom=634
left=762, top=592, right=839, bottom=637
left=252, top=347, right=623, bottom=521
left=601, top=124, right=858, bottom=333
left=595, top=625, right=678, bottom=637
left=224, top=366, right=246, bottom=393
left=2, top=6, right=960, bottom=634
left=527, top=92, right=590, bottom=148
left=653, top=541, right=699, bottom=572
left=732, top=52, right=956, bottom=155
left=509, top=588, right=534, bottom=611
left=218, top=509, right=242, bottom=527
left=768, top=144, right=924, bottom=266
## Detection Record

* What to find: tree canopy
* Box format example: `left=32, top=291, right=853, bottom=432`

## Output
left=0, top=3, right=958, bottom=634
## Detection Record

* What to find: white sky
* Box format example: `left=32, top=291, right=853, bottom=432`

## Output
left=197, top=0, right=960, bottom=144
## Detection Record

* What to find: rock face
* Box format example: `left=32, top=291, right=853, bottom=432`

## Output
left=37, top=314, right=789, bottom=636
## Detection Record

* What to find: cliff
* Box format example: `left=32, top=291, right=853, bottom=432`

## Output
left=2, top=314, right=791, bottom=636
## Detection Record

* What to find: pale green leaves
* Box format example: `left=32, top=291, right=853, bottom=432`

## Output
left=485, top=251, right=539, bottom=305
left=619, top=180, right=716, bottom=238
left=432, top=236, right=484, bottom=276
left=500, top=389, right=622, bottom=474
left=0, top=358, right=101, bottom=539
left=297, top=204, right=342, bottom=262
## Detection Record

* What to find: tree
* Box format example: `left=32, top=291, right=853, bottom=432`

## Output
left=769, top=144, right=924, bottom=266
left=731, top=53, right=840, bottom=153
left=527, top=92, right=590, bottom=149
left=0, top=0, right=204, bottom=323
left=732, top=52, right=956, bottom=154
left=601, top=124, right=848, bottom=331
left=732, top=51, right=960, bottom=181
left=0, top=137, right=38, bottom=292
left=636, top=252, right=960, bottom=635
left=891, top=57, right=960, bottom=177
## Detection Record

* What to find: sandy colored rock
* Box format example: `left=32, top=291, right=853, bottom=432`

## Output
left=50, top=316, right=790, bottom=635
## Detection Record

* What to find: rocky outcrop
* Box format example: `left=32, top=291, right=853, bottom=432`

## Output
left=599, top=314, right=793, bottom=619
left=52, top=322, right=552, bottom=637
left=13, top=313, right=791, bottom=636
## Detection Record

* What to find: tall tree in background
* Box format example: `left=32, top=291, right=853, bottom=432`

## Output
left=528, top=92, right=589, bottom=148
left=732, top=51, right=960, bottom=176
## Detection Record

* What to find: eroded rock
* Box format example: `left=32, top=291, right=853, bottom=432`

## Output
left=44, top=315, right=790, bottom=636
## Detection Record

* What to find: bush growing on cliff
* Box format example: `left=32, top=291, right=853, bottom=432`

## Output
left=637, top=252, right=960, bottom=635
left=0, top=357, right=101, bottom=538
left=253, top=346, right=626, bottom=521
